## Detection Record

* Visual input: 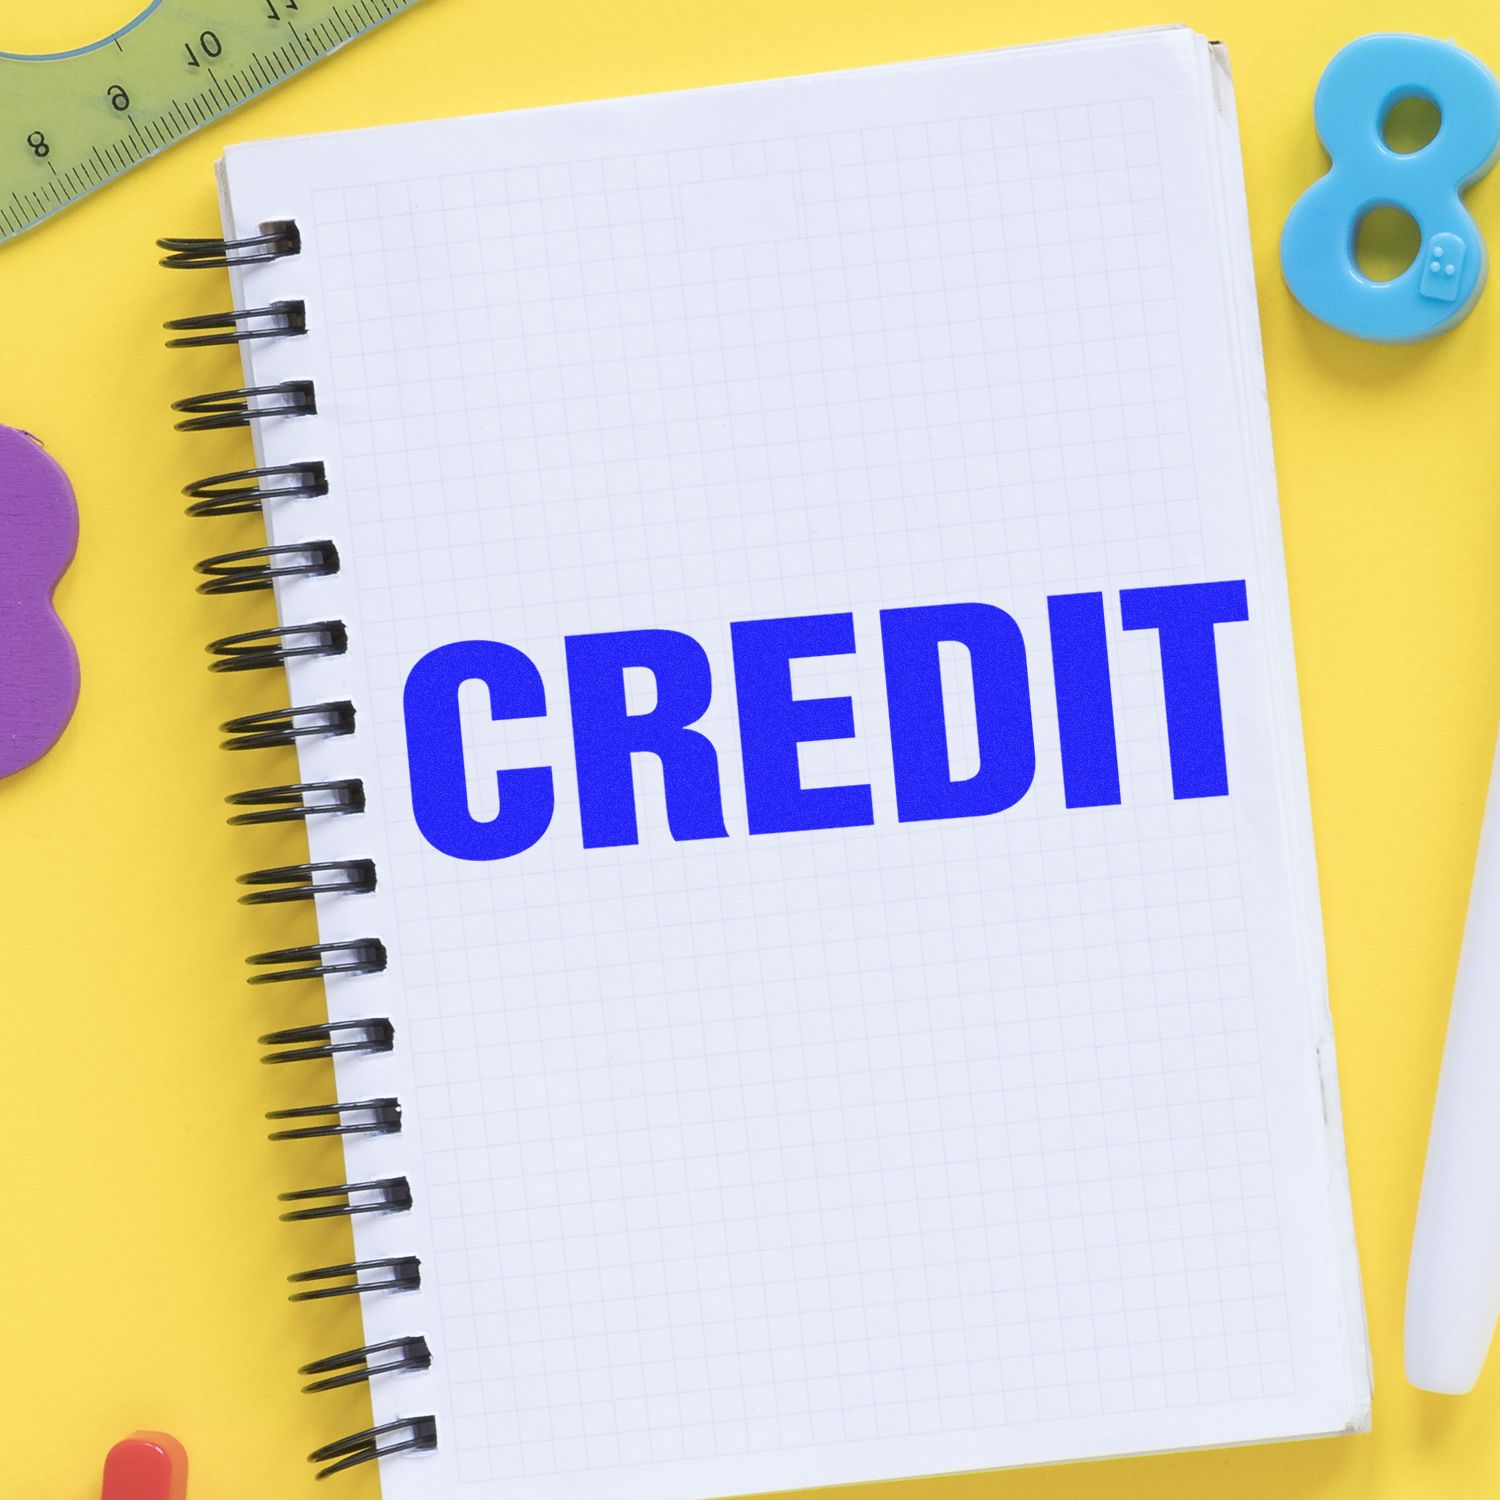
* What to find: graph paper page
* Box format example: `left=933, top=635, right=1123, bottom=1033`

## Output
left=221, top=27, right=1368, bottom=1498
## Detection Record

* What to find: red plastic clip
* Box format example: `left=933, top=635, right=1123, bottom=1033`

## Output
left=101, top=1433, right=188, bottom=1500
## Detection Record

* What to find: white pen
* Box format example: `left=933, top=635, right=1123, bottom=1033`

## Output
left=1407, top=729, right=1500, bottom=1392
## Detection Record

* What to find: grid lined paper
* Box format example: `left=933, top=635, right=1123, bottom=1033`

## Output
left=223, top=28, right=1367, bottom=1500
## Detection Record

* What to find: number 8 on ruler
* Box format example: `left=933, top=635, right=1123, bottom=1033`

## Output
left=1281, top=33, right=1500, bottom=342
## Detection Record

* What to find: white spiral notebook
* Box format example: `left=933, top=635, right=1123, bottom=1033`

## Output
left=175, top=23, right=1369, bottom=1496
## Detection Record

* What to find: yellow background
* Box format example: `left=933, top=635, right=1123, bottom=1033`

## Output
left=2, top=0, right=1497, bottom=1495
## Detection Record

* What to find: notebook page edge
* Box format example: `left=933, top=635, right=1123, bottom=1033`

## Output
left=218, top=24, right=1200, bottom=173
left=1199, top=35, right=1372, bottom=1428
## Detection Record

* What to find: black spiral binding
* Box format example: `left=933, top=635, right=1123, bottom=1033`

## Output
left=184, top=463, right=329, bottom=519
left=164, top=224, right=437, bottom=1481
left=208, top=622, right=348, bottom=674
left=196, top=541, right=341, bottom=595
left=164, top=301, right=308, bottom=348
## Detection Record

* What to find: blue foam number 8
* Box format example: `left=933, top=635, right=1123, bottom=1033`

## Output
left=1281, top=33, right=1500, bottom=342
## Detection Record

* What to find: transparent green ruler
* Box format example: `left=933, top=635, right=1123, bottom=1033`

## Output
left=0, top=0, right=426, bottom=245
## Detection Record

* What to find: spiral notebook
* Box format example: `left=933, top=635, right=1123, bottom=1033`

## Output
left=167, top=25, right=1370, bottom=1496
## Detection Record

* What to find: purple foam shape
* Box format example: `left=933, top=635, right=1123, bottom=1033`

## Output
left=0, top=424, right=79, bottom=779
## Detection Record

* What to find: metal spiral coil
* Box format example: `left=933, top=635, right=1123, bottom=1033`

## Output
left=248, top=939, right=388, bottom=985
left=278, top=1177, right=414, bottom=1222
left=164, top=301, right=308, bottom=348
left=225, top=780, right=366, bottom=826
left=195, top=540, right=340, bottom=595
left=173, top=381, right=316, bottom=431
left=183, top=462, right=328, bottom=518
left=287, top=1257, right=422, bottom=1302
left=169, top=212, right=435, bottom=1479
left=300, top=1337, right=433, bottom=1394
left=267, top=1098, right=402, bottom=1142
left=259, top=1019, right=395, bottom=1067
left=219, top=700, right=356, bottom=752
left=237, top=860, right=378, bottom=905
left=309, top=1418, right=439, bottom=1479
left=208, top=622, right=349, bottom=673
left=158, top=222, right=301, bottom=268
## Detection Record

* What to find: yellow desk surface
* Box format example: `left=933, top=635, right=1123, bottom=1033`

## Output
left=3, top=0, right=1497, bottom=1495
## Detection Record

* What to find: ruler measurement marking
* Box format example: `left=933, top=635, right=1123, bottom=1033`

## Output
left=0, top=0, right=424, bottom=246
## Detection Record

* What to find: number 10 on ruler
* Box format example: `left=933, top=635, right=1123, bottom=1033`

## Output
left=0, top=0, right=423, bottom=246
